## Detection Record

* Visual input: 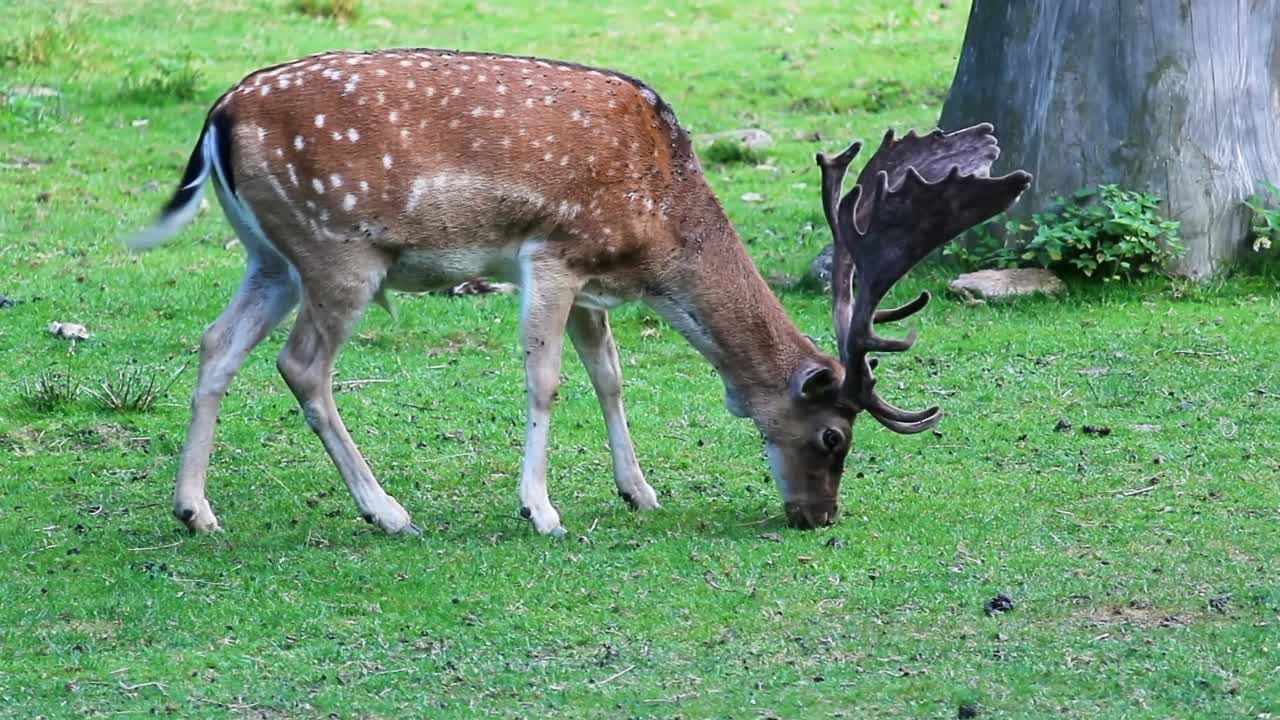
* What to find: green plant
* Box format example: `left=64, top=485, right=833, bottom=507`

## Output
left=18, top=370, right=80, bottom=411
left=947, top=185, right=1183, bottom=281
left=702, top=137, right=762, bottom=165
left=942, top=216, right=1023, bottom=270
left=1243, top=181, right=1280, bottom=253
left=293, top=0, right=360, bottom=22
left=0, top=15, right=82, bottom=67
left=89, top=364, right=184, bottom=412
left=1021, top=185, right=1183, bottom=280
left=0, top=90, right=65, bottom=131
left=119, top=51, right=203, bottom=102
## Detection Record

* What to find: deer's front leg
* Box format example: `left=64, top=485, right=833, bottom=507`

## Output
left=516, top=247, right=579, bottom=536
left=566, top=307, right=659, bottom=511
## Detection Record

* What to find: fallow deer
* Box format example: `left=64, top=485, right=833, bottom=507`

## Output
left=127, top=48, right=1031, bottom=536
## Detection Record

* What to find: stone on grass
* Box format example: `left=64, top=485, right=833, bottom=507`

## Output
left=948, top=268, right=1064, bottom=302
left=696, top=128, right=774, bottom=151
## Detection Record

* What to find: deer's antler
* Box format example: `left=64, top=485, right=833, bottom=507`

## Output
left=818, top=124, right=1032, bottom=433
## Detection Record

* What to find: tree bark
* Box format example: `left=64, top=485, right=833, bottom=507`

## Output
left=939, top=0, right=1280, bottom=278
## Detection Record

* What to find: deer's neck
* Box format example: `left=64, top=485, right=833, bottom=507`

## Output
left=645, top=187, right=822, bottom=417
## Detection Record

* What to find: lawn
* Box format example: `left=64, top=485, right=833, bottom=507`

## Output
left=2, top=1, right=1279, bottom=717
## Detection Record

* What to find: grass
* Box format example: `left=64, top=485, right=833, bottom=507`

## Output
left=1, top=0, right=1278, bottom=717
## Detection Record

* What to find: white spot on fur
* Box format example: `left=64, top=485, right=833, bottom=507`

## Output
left=342, top=193, right=357, bottom=211
left=329, top=174, right=343, bottom=189
left=493, top=108, right=506, bottom=118
left=311, top=178, right=325, bottom=194
left=406, top=79, right=416, bottom=90
left=389, top=110, right=400, bottom=123
left=425, top=87, right=437, bottom=97
left=278, top=77, right=291, bottom=89
left=347, top=128, right=360, bottom=142
left=294, top=135, right=305, bottom=150
left=383, top=154, right=393, bottom=169
left=496, top=83, right=507, bottom=95
left=470, top=106, right=487, bottom=117
left=286, top=163, right=299, bottom=186
left=256, top=127, right=267, bottom=143
left=359, top=180, right=369, bottom=192
left=449, top=119, right=460, bottom=129
left=332, top=131, right=343, bottom=141
left=314, top=114, right=326, bottom=128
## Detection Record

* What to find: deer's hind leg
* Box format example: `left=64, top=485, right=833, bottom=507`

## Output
left=174, top=251, right=300, bottom=532
left=275, top=257, right=418, bottom=536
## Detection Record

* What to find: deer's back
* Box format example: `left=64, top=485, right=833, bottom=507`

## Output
left=214, top=49, right=697, bottom=293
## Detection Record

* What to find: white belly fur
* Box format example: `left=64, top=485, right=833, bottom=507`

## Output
left=384, top=246, right=520, bottom=292
left=383, top=245, right=635, bottom=311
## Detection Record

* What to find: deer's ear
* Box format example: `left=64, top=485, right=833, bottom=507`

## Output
left=790, top=362, right=839, bottom=401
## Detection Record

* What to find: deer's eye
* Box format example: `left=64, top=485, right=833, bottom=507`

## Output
left=821, top=428, right=844, bottom=452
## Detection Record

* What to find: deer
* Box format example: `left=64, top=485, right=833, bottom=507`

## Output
left=127, top=48, right=1031, bottom=537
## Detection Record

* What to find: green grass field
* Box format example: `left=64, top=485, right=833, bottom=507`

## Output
left=2, top=1, right=1279, bottom=717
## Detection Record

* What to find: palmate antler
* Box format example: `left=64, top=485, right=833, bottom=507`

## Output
left=817, top=124, right=1033, bottom=433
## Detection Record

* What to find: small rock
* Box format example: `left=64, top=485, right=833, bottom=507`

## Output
left=0, top=296, right=16, bottom=309
left=1129, top=424, right=1162, bottom=433
left=697, top=128, right=773, bottom=150
left=1082, top=425, right=1112, bottom=436
left=1177, top=400, right=1196, bottom=411
left=1208, top=593, right=1231, bottom=613
left=6, top=85, right=61, bottom=98
left=984, top=593, right=1014, bottom=616
left=1054, top=418, right=1073, bottom=432
left=740, top=192, right=764, bottom=203
left=757, top=532, right=783, bottom=543
left=805, top=244, right=835, bottom=290
left=958, top=703, right=980, bottom=719
left=948, top=268, right=1065, bottom=301
left=0, top=157, right=43, bottom=170
left=824, top=537, right=847, bottom=549
left=48, top=321, right=90, bottom=340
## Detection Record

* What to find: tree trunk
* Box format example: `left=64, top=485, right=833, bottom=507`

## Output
left=939, top=0, right=1280, bottom=278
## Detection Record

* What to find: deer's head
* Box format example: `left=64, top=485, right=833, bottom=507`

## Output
left=767, top=124, right=1032, bottom=529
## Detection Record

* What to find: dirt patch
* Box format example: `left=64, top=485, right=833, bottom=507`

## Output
left=68, top=423, right=150, bottom=453
left=1076, top=603, right=1197, bottom=630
